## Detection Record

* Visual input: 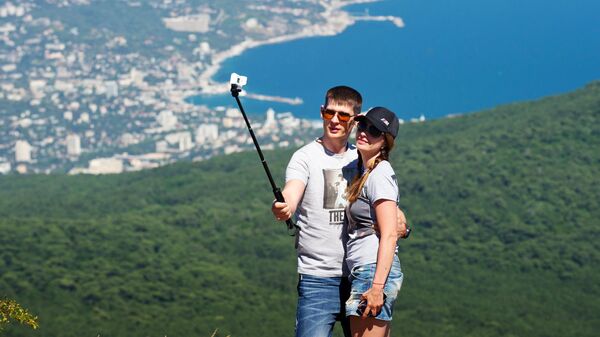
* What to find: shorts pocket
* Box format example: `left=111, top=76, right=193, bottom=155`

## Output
left=350, top=263, right=376, bottom=282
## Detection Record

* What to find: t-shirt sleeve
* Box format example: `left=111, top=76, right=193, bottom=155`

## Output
left=286, top=149, right=310, bottom=184
left=365, top=161, right=398, bottom=204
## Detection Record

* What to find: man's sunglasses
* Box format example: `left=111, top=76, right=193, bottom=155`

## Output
left=357, top=119, right=383, bottom=138
left=322, top=108, right=354, bottom=122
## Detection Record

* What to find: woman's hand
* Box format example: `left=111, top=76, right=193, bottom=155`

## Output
left=360, top=285, right=385, bottom=318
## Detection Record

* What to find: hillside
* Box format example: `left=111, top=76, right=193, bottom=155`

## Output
left=1, top=82, right=599, bottom=336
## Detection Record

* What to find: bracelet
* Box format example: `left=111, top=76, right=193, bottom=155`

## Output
left=373, top=282, right=385, bottom=286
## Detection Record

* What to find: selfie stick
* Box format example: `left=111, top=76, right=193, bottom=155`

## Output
left=229, top=75, right=297, bottom=235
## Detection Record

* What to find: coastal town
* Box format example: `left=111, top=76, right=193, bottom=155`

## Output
left=0, top=0, right=405, bottom=174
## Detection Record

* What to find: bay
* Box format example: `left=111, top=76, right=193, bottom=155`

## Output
left=194, top=0, right=600, bottom=121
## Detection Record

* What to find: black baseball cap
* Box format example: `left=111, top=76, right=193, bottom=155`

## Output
left=355, top=107, right=399, bottom=138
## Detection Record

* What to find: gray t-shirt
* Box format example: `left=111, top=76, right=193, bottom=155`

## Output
left=345, top=160, right=399, bottom=272
left=286, top=140, right=358, bottom=277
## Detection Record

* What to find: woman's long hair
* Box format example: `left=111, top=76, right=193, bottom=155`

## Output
left=346, top=134, right=395, bottom=204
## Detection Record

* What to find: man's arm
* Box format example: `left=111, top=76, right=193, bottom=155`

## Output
left=374, top=207, right=409, bottom=239
left=271, top=179, right=305, bottom=221
left=396, top=207, right=410, bottom=239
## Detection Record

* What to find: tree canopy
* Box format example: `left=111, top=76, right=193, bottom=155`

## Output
left=1, top=82, right=599, bottom=336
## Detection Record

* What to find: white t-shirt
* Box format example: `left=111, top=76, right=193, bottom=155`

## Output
left=286, top=140, right=358, bottom=277
left=345, top=160, right=399, bottom=272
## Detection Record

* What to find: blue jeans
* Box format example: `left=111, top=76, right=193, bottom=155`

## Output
left=296, top=274, right=351, bottom=337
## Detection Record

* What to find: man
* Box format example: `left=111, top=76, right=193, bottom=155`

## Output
left=272, top=86, right=408, bottom=337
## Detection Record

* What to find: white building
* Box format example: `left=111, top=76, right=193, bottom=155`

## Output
left=179, top=132, right=193, bottom=151
left=130, top=68, right=145, bottom=87
left=177, top=64, right=196, bottom=83
left=88, top=158, right=123, bottom=174
left=16, top=164, right=27, bottom=174
left=54, top=80, right=74, bottom=93
left=119, top=133, right=139, bottom=147
left=15, top=140, right=32, bottom=162
left=195, top=123, right=219, bottom=144
left=410, top=115, right=425, bottom=123
left=222, top=109, right=244, bottom=129
left=29, top=79, right=47, bottom=98
left=105, top=81, right=119, bottom=98
left=66, top=134, right=81, bottom=156
left=0, top=160, right=10, bottom=174
left=78, top=112, right=90, bottom=124
left=0, top=3, right=26, bottom=17
left=195, top=41, right=211, bottom=58
left=63, top=111, right=73, bottom=121
left=225, top=108, right=239, bottom=118
left=163, top=14, right=211, bottom=33
left=224, top=145, right=242, bottom=155
left=157, top=110, right=177, bottom=130
left=263, top=108, right=277, bottom=129
left=278, top=112, right=298, bottom=129
left=165, top=132, right=193, bottom=151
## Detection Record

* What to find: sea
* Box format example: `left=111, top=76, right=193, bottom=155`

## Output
left=190, top=0, right=600, bottom=121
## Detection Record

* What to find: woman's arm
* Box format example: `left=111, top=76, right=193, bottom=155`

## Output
left=360, top=199, right=397, bottom=317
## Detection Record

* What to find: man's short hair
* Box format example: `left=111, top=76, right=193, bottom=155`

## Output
left=324, top=86, right=363, bottom=115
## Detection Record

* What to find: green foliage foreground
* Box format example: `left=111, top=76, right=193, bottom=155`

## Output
left=1, top=82, right=599, bottom=336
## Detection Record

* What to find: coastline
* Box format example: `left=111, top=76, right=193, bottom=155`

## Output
left=197, top=0, right=404, bottom=103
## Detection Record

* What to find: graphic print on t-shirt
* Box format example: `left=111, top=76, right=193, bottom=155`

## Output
left=323, top=166, right=357, bottom=225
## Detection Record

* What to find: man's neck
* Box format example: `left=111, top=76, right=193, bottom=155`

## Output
left=320, top=137, right=349, bottom=155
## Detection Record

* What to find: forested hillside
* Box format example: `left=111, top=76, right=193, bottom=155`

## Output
left=1, top=82, right=599, bottom=337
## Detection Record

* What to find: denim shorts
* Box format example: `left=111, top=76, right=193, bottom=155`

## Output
left=345, top=255, right=403, bottom=321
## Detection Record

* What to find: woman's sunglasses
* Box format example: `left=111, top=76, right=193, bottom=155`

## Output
left=357, top=120, right=383, bottom=138
left=321, top=108, right=354, bottom=122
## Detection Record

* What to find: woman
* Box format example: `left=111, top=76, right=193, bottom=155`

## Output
left=344, top=107, right=403, bottom=337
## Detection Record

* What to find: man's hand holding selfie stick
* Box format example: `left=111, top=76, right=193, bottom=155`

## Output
left=230, top=73, right=298, bottom=235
